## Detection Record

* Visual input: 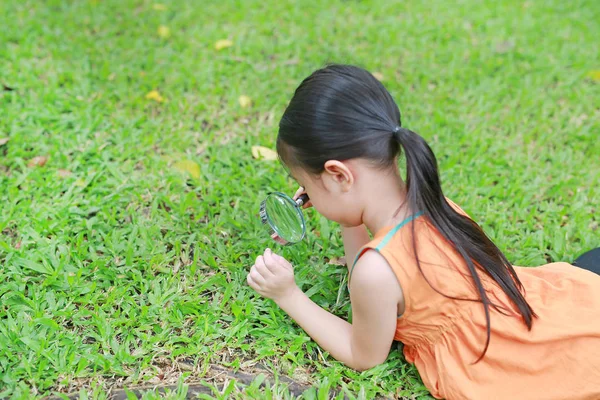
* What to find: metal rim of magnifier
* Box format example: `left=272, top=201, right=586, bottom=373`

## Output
left=259, top=192, right=307, bottom=245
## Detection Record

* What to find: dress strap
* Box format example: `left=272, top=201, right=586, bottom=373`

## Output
left=348, top=211, right=424, bottom=283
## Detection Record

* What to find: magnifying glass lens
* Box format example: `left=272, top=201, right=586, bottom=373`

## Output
left=260, top=192, right=307, bottom=245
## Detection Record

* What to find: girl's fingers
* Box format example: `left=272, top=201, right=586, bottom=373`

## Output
left=292, top=186, right=305, bottom=200
left=293, top=187, right=312, bottom=208
left=250, top=266, right=267, bottom=285
left=247, top=273, right=259, bottom=290
left=255, top=254, right=274, bottom=277
left=263, top=248, right=280, bottom=273
left=255, top=256, right=269, bottom=275
left=273, top=252, right=293, bottom=271
left=300, top=198, right=312, bottom=209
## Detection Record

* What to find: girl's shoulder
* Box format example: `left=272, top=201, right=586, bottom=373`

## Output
left=350, top=250, right=400, bottom=288
left=349, top=248, right=404, bottom=310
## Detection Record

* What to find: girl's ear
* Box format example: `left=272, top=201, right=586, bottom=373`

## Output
left=323, top=160, right=354, bottom=192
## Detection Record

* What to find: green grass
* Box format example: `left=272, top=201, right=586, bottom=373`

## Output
left=1, top=0, right=599, bottom=398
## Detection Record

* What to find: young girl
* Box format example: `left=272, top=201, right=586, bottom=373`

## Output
left=246, top=64, right=600, bottom=399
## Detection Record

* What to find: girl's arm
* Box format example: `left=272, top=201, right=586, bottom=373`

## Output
left=248, top=249, right=401, bottom=371
left=341, top=225, right=371, bottom=267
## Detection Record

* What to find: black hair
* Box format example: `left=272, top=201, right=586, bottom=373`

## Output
left=276, top=64, right=535, bottom=361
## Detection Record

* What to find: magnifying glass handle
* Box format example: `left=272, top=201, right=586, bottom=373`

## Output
left=296, top=193, right=309, bottom=207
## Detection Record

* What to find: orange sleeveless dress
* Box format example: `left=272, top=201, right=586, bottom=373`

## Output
left=355, top=202, right=600, bottom=400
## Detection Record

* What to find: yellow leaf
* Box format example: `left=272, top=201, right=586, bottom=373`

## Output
left=28, top=156, right=48, bottom=167
left=57, top=169, right=72, bottom=178
left=0, top=138, right=9, bottom=146
left=145, top=90, right=165, bottom=102
left=251, top=146, right=278, bottom=161
left=238, top=95, right=252, bottom=108
left=173, top=160, right=201, bottom=179
left=586, top=70, right=600, bottom=82
left=157, top=25, right=170, bottom=38
left=152, top=3, right=167, bottom=10
left=214, top=39, right=233, bottom=51
left=372, top=72, right=384, bottom=81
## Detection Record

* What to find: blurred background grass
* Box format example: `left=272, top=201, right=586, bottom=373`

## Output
left=0, top=0, right=599, bottom=398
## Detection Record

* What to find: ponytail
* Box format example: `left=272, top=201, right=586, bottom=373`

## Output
left=393, top=126, right=535, bottom=362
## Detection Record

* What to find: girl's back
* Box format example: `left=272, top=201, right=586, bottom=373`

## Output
left=363, top=202, right=600, bottom=399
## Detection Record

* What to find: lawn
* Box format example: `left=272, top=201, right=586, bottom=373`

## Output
left=0, top=0, right=599, bottom=398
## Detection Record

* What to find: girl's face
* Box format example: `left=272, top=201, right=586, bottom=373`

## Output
left=290, top=162, right=363, bottom=227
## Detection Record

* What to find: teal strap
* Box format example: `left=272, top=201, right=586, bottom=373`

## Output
left=349, top=211, right=423, bottom=282
left=375, top=211, right=424, bottom=251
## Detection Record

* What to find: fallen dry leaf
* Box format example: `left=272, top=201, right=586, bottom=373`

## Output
left=372, top=72, right=384, bottom=81
left=251, top=146, right=278, bottom=161
left=146, top=90, right=165, bottom=102
left=0, top=138, right=9, bottom=146
left=328, top=257, right=347, bottom=266
left=152, top=3, right=167, bottom=10
left=173, top=160, right=201, bottom=179
left=215, top=39, right=233, bottom=51
left=238, top=95, right=252, bottom=108
left=157, top=25, right=170, bottom=38
left=494, top=40, right=515, bottom=53
left=28, top=156, right=48, bottom=167
left=586, top=70, right=600, bottom=82
left=283, top=58, right=300, bottom=66
left=57, top=169, right=72, bottom=178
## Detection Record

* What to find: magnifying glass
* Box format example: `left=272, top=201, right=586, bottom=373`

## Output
left=260, top=192, right=309, bottom=245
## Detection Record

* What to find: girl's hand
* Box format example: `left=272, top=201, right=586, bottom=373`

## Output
left=247, top=248, right=298, bottom=303
left=293, top=186, right=312, bottom=209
